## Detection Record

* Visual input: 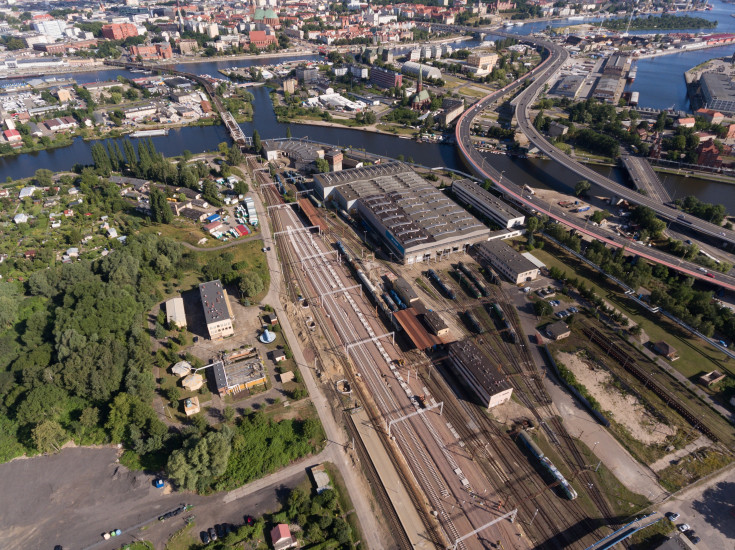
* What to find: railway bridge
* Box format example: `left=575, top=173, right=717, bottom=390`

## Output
left=103, top=59, right=251, bottom=148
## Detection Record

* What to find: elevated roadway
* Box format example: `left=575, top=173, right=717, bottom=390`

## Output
left=448, top=27, right=735, bottom=290
left=621, top=155, right=672, bottom=204
left=452, top=35, right=735, bottom=291
left=506, top=37, right=735, bottom=246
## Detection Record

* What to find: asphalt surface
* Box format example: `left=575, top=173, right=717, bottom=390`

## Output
left=0, top=446, right=306, bottom=550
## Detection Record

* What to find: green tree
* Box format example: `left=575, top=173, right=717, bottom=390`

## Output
left=223, top=406, right=235, bottom=424
left=574, top=180, right=591, bottom=197
left=533, top=300, right=553, bottom=316
left=315, top=158, right=330, bottom=173
left=252, top=129, right=261, bottom=152
left=239, top=272, right=264, bottom=298
left=286, top=127, right=292, bottom=138
left=32, top=420, right=67, bottom=454
left=34, top=169, right=53, bottom=187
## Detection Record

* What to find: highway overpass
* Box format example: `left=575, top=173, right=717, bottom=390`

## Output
left=452, top=34, right=735, bottom=291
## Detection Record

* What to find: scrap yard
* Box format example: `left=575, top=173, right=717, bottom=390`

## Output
left=255, top=162, right=626, bottom=550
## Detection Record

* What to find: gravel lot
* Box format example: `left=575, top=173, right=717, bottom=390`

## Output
left=0, top=446, right=305, bottom=550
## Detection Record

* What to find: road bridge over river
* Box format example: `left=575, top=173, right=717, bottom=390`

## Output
left=621, top=155, right=672, bottom=204
left=434, top=23, right=735, bottom=249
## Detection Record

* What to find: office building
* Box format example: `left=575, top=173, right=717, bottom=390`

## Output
left=700, top=72, right=735, bottom=115
left=102, top=23, right=139, bottom=40
left=296, top=67, right=318, bottom=83
left=370, top=67, right=402, bottom=89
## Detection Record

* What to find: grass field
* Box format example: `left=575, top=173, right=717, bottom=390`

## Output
left=375, top=123, right=417, bottom=136
left=657, top=448, right=732, bottom=492
left=457, top=85, right=492, bottom=98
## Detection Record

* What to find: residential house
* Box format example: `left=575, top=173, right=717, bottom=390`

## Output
left=270, top=524, right=297, bottom=550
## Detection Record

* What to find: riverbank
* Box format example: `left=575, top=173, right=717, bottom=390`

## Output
left=635, top=40, right=734, bottom=60
left=279, top=116, right=414, bottom=138
left=0, top=61, right=107, bottom=80
left=171, top=48, right=317, bottom=65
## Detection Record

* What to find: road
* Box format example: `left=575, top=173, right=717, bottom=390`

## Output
left=658, top=462, right=735, bottom=550
left=500, top=30, right=735, bottom=247
left=451, top=32, right=735, bottom=292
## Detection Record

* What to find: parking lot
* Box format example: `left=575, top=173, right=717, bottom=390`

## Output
left=0, top=446, right=306, bottom=550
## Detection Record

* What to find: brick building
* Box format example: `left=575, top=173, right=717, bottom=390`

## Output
left=370, top=67, right=402, bottom=89
left=129, top=42, right=173, bottom=60
left=102, top=23, right=139, bottom=40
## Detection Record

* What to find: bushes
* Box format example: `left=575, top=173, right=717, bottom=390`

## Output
left=214, top=411, right=323, bottom=491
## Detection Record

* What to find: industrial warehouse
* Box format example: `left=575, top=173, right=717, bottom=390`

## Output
left=312, top=161, right=425, bottom=210
left=473, top=239, right=540, bottom=284
left=451, top=178, right=525, bottom=229
left=446, top=340, right=513, bottom=409
left=209, top=352, right=267, bottom=397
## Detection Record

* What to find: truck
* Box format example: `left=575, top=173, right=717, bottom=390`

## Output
left=576, top=205, right=590, bottom=213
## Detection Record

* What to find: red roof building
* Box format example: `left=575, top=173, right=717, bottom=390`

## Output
left=102, top=23, right=139, bottom=40
left=249, top=30, right=277, bottom=48
left=697, top=138, right=723, bottom=168
left=3, top=129, right=21, bottom=143
left=269, top=524, right=296, bottom=550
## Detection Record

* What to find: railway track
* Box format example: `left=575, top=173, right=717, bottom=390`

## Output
left=259, top=181, right=492, bottom=549
left=424, top=360, right=597, bottom=550
left=489, top=287, right=621, bottom=539
left=259, top=180, right=416, bottom=549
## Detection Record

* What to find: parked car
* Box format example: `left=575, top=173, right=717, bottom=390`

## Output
left=245, top=515, right=255, bottom=526
left=200, top=531, right=210, bottom=544
left=209, top=527, right=218, bottom=541
left=690, top=536, right=700, bottom=544
left=216, top=524, right=226, bottom=538
left=665, top=512, right=680, bottom=521
left=568, top=306, right=579, bottom=313
left=678, top=524, right=690, bottom=532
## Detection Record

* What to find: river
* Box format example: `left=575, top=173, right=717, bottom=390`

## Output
left=1, top=6, right=734, bottom=211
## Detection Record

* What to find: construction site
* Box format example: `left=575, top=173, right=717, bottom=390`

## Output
left=248, top=151, right=734, bottom=550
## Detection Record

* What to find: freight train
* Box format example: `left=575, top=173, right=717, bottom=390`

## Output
left=309, top=194, right=323, bottom=209
left=336, top=240, right=401, bottom=331
left=456, top=271, right=481, bottom=299
left=491, top=303, right=506, bottom=322
left=457, top=262, right=489, bottom=297
left=336, top=241, right=353, bottom=264
left=464, top=310, right=485, bottom=334
left=516, top=431, right=578, bottom=500
left=389, top=289, right=406, bottom=310
left=427, top=269, right=456, bottom=300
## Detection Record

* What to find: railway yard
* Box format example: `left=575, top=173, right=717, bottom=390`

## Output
left=248, top=157, right=650, bottom=550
